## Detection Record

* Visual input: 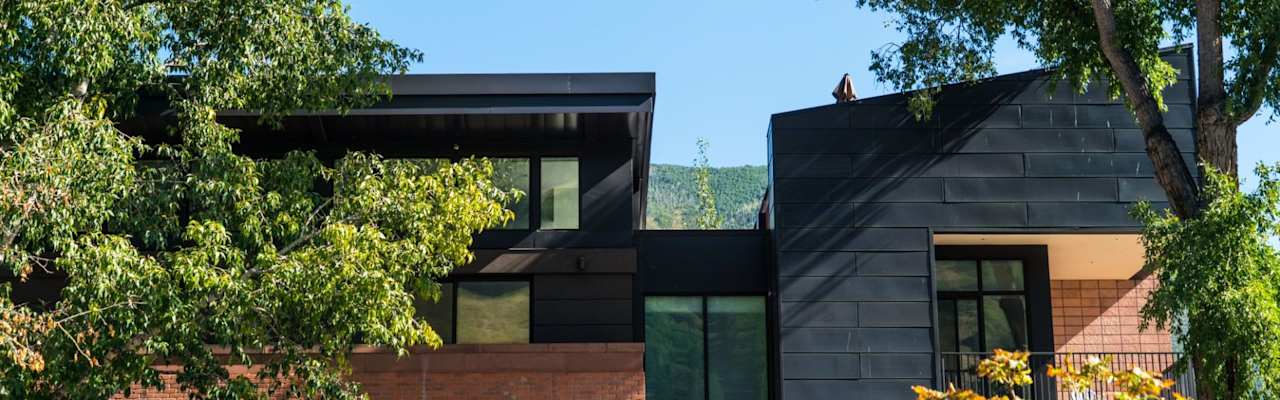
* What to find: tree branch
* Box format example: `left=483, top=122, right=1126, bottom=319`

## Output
left=1234, top=40, right=1277, bottom=126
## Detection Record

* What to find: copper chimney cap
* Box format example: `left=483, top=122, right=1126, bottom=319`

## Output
left=832, top=73, right=857, bottom=103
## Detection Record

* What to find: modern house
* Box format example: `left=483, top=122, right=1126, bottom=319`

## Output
left=17, top=50, right=1198, bottom=399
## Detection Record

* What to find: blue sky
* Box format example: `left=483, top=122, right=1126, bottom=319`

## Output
left=346, top=0, right=1275, bottom=180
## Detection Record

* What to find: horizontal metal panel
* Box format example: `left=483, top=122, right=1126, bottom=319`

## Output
left=778, top=252, right=857, bottom=277
left=1113, top=129, right=1195, bottom=152
left=1077, top=104, right=1194, bottom=129
left=781, top=328, right=933, bottom=353
left=777, top=228, right=929, bottom=251
left=940, top=129, right=1114, bottom=153
left=782, top=302, right=861, bottom=327
left=862, top=354, right=936, bottom=379
left=1025, top=153, right=1197, bottom=177
left=853, top=203, right=1028, bottom=227
left=772, top=129, right=934, bottom=154
left=856, top=252, right=930, bottom=276
left=1027, top=202, right=1167, bottom=227
left=782, top=354, right=861, bottom=379
left=1020, top=105, right=1076, bottom=128
left=780, top=277, right=930, bottom=301
left=859, top=302, right=933, bottom=327
left=532, top=325, right=633, bottom=343
left=773, top=178, right=945, bottom=203
left=1118, top=178, right=1167, bottom=202
left=459, top=249, right=637, bottom=274
left=848, top=105, right=939, bottom=129
left=940, top=104, right=1023, bottom=130
left=777, top=203, right=856, bottom=228
left=850, top=154, right=1026, bottom=178
left=533, top=275, right=632, bottom=300
left=533, top=299, right=632, bottom=325
left=637, top=230, right=768, bottom=294
left=944, top=178, right=1119, bottom=202
left=772, top=105, right=852, bottom=129
left=774, top=155, right=852, bottom=178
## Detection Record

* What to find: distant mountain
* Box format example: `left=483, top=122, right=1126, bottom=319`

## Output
left=645, top=164, right=768, bottom=229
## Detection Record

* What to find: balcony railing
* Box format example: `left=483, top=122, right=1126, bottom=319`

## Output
left=941, top=352, right=1196, bottom=400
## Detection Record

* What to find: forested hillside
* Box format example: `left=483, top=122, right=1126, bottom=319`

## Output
left=645, top=164, right=767, bottom=229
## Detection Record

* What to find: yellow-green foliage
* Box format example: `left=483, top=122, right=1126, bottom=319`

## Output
left=914, top=350, right=1189, bottom=400
left=0, top=1, right=519, bottom=399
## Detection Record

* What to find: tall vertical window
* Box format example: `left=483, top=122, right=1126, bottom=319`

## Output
left=936, top=259, right=1028, bottom=352
left=644, top=296, right=768, bottom=400
left=413, top=281, right=530, bottom=345
left=490, top=158, right=531, bottom=229
left=540, top=157, right=579, bottom=229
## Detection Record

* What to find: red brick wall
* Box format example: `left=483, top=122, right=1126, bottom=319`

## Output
left=116, top=343, right=645, bottom=400
left=1050, top=275, right=1172, bottom=353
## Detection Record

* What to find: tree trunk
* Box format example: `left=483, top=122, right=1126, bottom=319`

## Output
left=1194, top=0, right=1239, bottom=184
left=1090, top=0, right=1201, bottom=219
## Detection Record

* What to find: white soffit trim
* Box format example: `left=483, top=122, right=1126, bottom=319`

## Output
left=933, top=234, right=1145, bottom=280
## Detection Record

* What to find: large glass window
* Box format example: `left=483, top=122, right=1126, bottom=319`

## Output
left=414, top=283, right=455, bottom=344
left=936, top=259, right=1028, bottom=352
left=644, top=296, right=768, bottom=400
left=412, top=280, right=530, bottom=345
left=539, top=157, right=579, bottom=229
left=490, top=158, right=531, bottom=229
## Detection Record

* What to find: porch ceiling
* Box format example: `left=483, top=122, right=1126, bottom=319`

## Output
left=934, top=233, right=1145, bottom=280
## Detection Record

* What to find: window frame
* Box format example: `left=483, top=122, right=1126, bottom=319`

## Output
left=536, top=155, right=582, bottom=231
left=642, top=294, right=770, bottom=400
left=936, top=260, right=1029, bottom=352
left=429, top=275, right=534, bottom=345
left=400, top=155, right=581, bottom=231
left=934, top=245, right=1054, bottom=353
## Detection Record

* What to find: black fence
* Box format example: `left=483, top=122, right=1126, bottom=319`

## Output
left=941, top=352, right=1196, bottom=400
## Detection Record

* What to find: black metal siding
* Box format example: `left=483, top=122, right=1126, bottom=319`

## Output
left=769, top=50, right=1196, bottom=400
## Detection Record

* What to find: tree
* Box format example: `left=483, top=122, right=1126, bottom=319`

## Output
left=0, top=1, right=518, bottom=399
left=855, top=2, right=1280, bottom=399
left=1133, top=165, right=1280, bottom=400
left=693, top=138, right=723, bottom=230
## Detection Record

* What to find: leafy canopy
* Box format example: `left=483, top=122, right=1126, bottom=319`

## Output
left=0, top=1, right=518, bottom=399
left=1134, top=164, right=1280, bottom=400
left=856, top=0, right=1277, bottom=121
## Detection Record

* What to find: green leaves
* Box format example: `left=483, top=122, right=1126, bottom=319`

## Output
left=0, top=2, right=507, bottom=399
left=856, top=0, right=1187, bottom=118
left=1134, top=164, right=1280, bottom=399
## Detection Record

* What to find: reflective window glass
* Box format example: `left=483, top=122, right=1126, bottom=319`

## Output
left=457, top=281, right=529, bottom=344
left=540, top=157, right=579, bottom=229
left=936, top=260, right=978, bottom=291
left=491, top=158, right=531, bottom=229
left=645, top=297, right=706, bottom=400
left=981, top=260, right=1025, bottom=291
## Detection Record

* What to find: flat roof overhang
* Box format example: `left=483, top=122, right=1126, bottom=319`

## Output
left=934, top=233, right=1147, bottom=280
left=123, top=73, right=657, bottom=225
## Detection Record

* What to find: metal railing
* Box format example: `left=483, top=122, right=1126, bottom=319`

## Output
left=941, top=352, right=1196, bottom=400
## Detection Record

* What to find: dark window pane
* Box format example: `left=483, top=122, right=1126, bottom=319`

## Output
left=957, top=299, right=980, bottom=352
left=414, top=282, right=454, bottom=344
left=936, top=260, right=978, bottom=291
left=457, top=282, right=529, bottom=344
left=491, top=158, right=531, bottom=229
left=981, top=260, right=1025, bottom=291
left=645, top=297, right=706, bottom=400
left=707, top=297, right=767, bottom=400
left=983, top=295, right=1028, bottom=351
left=540, top=157, right=579, bottom=229
left=939, top=300, right=958, bottom=352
